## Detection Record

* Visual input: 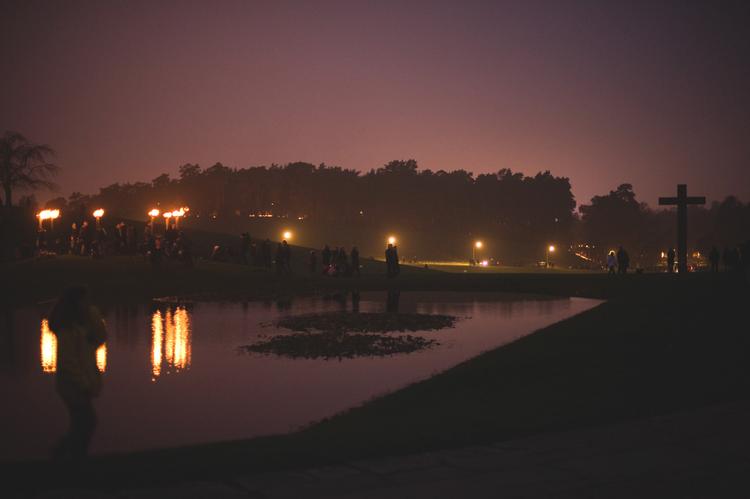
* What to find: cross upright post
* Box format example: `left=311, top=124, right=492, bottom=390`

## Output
left=658, top=184, right=706, bottom=274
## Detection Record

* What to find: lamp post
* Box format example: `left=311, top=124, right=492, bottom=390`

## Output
left=546, top=244, right=555, bottom=268
left=148, top=208, right=160, bottom=228
left=473, top=240, right=483, bottom=263
left=163, top=212, right=172, bottom=230
left=93, top=209, right=104, bottom=229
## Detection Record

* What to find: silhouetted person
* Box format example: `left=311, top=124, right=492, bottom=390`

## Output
left=392, top=245, right=400, bottom=276
left=337, top=247, right=348, bottom=276
left=606, top=251, right=616, bottom=274
left=69, top=223, right=78, bottom=254
left=239, top=233, right=250, bottom=264
left=282, top=240, right=291, bottom=274
left=262, top=239, right=272, bottom=269
left=607, top=250, right=617, bottom=274
left=151, top=237, right=164, bottom=266
left=176, top=231, right=193, bottom=268
left=709, top=246, right=720, bottom=273
left=250, top=242, right=260, bottom=266
left=386, top=244, right=395, bottom=277
left=80, top=221, right=92, bottom=256
left=616, top=246, right=629, bottom=274
left=49, top=286, right=107, bottom=459
left=351, top=246, right=360, bottom=277
left=275, top=243, right=284, bottom=275
left=309, top=250, right=317, bottom=274
left=322, top=245, right=331, bottom=274
left=667, top=248, right=675, bottom=273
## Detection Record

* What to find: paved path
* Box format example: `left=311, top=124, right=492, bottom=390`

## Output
left=29, top=400, right=750, bottom=498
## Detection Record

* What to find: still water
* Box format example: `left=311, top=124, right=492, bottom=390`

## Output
left=0, top=292, right=601, bottom=461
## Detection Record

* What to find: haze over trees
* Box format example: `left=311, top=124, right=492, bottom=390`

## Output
left=48, top=159, right=748, bottom=263
left=58, top=160, right=576, bottom=260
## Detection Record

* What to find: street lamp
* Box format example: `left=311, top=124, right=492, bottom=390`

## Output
left=282, top=230, right=292, bottom=241
left=93, top=209, right=104, bottom=228
left=163, top=211, right=172, bottom=229
left=387, top=235, right=397, bottom=246
left=473, top=240, right=483, bottom=262
left=546, top=244, right=556, bottom=268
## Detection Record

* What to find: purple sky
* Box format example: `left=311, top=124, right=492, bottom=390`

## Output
left=3, top=0, right=749, bottom=208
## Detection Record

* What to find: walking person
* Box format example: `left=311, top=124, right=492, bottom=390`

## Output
left=275, top=243, right=284, bottom=275
left=709, top=246, right=720, bottom=273
left=48, top=286, right=107, bottom=459
left=385, top=244, right=394, bottom=277
left=667, top=248, right=676, bottom=273
left=351, top=246, right=360, bottom=277
left=322, top=245, right=331, bottom=275
left=616, top=246, right=629, bottom=274
left=606, top=250, right=617, bottom=274
left=281, top=239, right=292, bottom=274
left=262, top=239, right=272, bottom=269
left=392, top=245, right=400, bottom=277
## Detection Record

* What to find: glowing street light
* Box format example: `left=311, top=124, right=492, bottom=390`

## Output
left=546, top=244, right=556, bottom=268
left=282, top=230, right=292, bottom=241
left=473, top=240, right=483, bottom=262
left=387, top=235, right=397, bottom=246
left=163, top=211, right=172, bottom=229
left=93, top=208, right=105, bottom=228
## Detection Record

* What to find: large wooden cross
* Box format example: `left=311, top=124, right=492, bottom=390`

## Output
left=658, top=184, right=705, bottom=273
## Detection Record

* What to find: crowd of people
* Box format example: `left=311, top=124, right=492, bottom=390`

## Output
left=315, top=244, right=361, bottom=277
left=143, top=224, right=193, bottom=267
left=604, top=243, right=749, bottom=275
left=37, top=221, right=748, bottom=280
left=234, top=235, right=374, bottom=278
left=35, top=218, right=195, bottom=267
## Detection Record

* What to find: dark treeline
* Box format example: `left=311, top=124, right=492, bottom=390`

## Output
left=10, top=159, right=750, bottom=266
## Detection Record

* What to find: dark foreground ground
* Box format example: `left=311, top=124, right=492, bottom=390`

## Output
left=1, top=256, right=749, bottom=496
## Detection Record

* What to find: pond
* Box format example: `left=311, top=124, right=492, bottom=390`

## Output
left=0, top=291, right=601, bottom=461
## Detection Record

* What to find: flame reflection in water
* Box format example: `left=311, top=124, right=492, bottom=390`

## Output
left=40, top=319, right=107, bottom=373
left=40, top=319, right=57, bottom=373
left=151, top=307, right=192, bottom=381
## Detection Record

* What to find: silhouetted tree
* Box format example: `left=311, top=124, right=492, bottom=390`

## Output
left=0, top=131, right=58, bottom=208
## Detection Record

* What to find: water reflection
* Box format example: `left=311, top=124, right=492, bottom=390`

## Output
left=150, top=307, right=192, bottom=381
left=40, top=319, right=107, bottom=374
left=40, top=319, right=56, bottom=373
left=96, top=344, right=107, bottom=373
left=6, top=293, right=605, bottom=460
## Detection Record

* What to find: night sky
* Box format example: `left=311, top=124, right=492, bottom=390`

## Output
left=2, top=0, right=749, bottom=207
